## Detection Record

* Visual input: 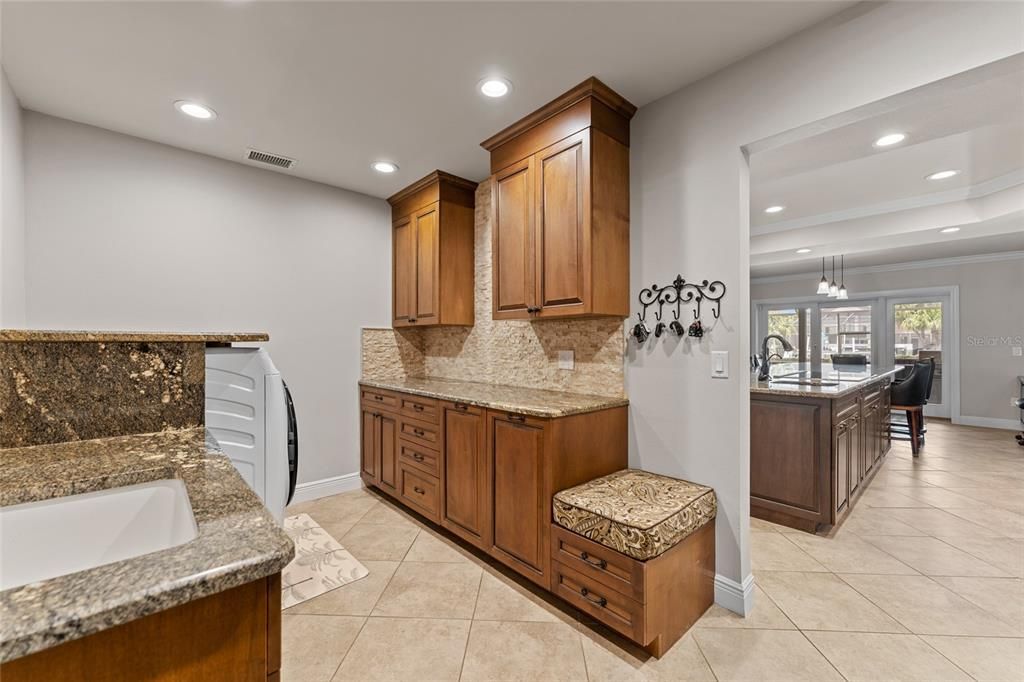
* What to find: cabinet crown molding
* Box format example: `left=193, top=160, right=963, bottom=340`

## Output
left=386, top=170, right=479, bottom=208
left=480, top=77, right=637, bottom=152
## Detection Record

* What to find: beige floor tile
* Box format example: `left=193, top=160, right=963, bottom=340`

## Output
left=460, top=620, right=588, bottom=682
left=858, top=488, right=934, bottom=508
left=402, top=530, right=472, bottom=563
left=340, top=522, right=419, bottom=561
left=286, top=561, right=399, bottom=616
left=750, top=517, right=785, bottom=533
left=692, top=629, right=843, bottom=681
left=332, top=617, right=470, bottom=681
left=785, top=530, right=918, bottom=574
left=840, top=506, right=929, bottom=536
left=957, top=471, right=1024, bottom=488
left=281, top=614, right=365, bottom=682
left=839, top=574, right=1018, bottom=636
left=887, top=508, right=1006, bottom=537
left=900, top=470, right=981, bottom=488
left=945, top=506, right=1024, bottom=538
left=291, top=489, right=380, bottom=524
left=921, top=636, right=1024, bottom=682
left=372, top=561, right=482, bottom=619
left=931, top=576, right=1024, bottom=634
left=948, top=488, right=1024, bottom=514
left=579, top=626, right=715, bottom=681
left=472, top=572, right=570, bottom=623
left=358, top=501, right=425, bottom=527
left=315, top=516, right=359, bottom=542
left=860, top=535, right=1011, bottom=577
left=805, top=631, right=971, bottom=681
left=937, top=536, right=1024, bottom=578
left=696, top=585, right=795, bottom=629
left=757, top=571, right=907, bottom=632
left=903, top=486, right=992, bottom=508
left=751, top=532, right=828, bottom=572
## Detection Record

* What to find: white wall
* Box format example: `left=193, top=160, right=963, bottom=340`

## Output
left=1, top=67, right=26, bottom=326
left=628, top=1, right=1024, bottom=614
left=752, top=255, right=1024, bottom=426
left=23, top=112, right=391, bottom=486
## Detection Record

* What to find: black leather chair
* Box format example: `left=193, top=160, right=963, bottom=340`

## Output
left=890, top=359, right=934, bottom=456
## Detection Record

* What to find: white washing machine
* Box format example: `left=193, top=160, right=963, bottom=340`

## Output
left=205, top=348, right=297, bottom=522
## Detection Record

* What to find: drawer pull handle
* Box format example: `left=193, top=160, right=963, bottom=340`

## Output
left=374, top=395, right=384, bottom=402
left=412, top=453, right=425, bottom=462
left=580, top=552, right=607, bottom=569
left=413, top=486, right=425, bottom=495
left=413, top=428, right=425, bottom=437
left=412, top=404, right=424, bottom=411
left=507, top=414, right=526, bottom=423
left=454, top=402, right=469, bottom=411
left=579, top=587, right=607, bottom=607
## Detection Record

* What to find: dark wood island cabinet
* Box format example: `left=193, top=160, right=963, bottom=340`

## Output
left=750, top=369, right=896, bottom=532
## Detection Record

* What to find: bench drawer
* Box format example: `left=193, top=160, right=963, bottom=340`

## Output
left=399, top=440, right=440, bottom=477
left=399, top=416, right=440, bottom=450
left=551, top=525, right=645, bottom=602
left=551, top=560, right=646, bottom=644
left=398, top=463, right=440, bottom=523
left=400, top=395, right=439, bottom=424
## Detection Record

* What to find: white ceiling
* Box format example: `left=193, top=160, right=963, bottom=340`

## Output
left=1, top=1, right=854, bottom=198
left=750, top=60, right=1024, bottom=278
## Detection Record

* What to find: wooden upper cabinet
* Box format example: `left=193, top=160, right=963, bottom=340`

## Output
left=387, top=171, right=477, bottom=327
left=482, top=77, right=635, bottom=320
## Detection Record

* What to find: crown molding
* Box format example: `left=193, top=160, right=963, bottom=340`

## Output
left=751, top=250, right=1024, bottom=284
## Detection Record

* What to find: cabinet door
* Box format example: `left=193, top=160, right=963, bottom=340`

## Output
left=834, top=422, right=849, bottom=517
left=393, top=216, right=415, bottom=325
left=378, top=412, right=398, bottom=494
left=442, top=403, right=491, bottom=550
left=534, top=131, right=588, bottom=317
left=490, top=414, right=545, bottom=579
left=413, top=204, right=440, bottom=324
left=493, top=158, right=534, bottom=317
left=361, top=409, right=378, bottom=483
left=848, top=417, right=863, bottom=496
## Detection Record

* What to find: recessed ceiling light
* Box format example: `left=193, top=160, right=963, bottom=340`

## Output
left=372, top=161, right=399, bottom=174
left=927, top=169, right=959, bottom=180
left=764, top=205, right=785, bottom=214
left=940, top=227, right=961, bottom=234
left=174, top=100, right=216, bottom=120
left=874, top=132, right=906, bottom=147
left=479, top=77, right=512, bottom=98
left=795, top=248, right=812, bottom=254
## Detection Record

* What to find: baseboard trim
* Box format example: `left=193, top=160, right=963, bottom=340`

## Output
left=714, top=573, right=755, bottom=616
left=955, top=415, right=1022, bottom=431
left=291, top=472, right=363, bottom=504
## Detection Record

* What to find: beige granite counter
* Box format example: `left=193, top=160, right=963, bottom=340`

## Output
left=750, top=367, right=899, bottom=399
left=0, top=429, right=294, bottom=662
left=0, top=329, right=269, bottom=343
left=360, top=376, right=628, bottom=418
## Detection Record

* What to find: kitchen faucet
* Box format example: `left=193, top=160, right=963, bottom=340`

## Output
left=757, top=334, right=795, bottom=381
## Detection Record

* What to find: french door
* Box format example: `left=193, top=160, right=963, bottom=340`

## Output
left=886, top=296, right=951, bottom=418
left=757, top=301, right=877, bottom=377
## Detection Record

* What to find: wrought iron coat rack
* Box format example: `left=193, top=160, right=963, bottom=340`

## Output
left=633, top=276, right=726, bottom=341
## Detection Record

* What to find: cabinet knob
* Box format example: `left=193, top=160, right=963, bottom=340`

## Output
left=413, top=428, right=425, bottom=436
left=412, top=404, right=424, bottom=411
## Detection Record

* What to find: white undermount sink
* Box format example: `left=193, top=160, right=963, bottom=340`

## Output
left=0, top=479, right=198, bottom=591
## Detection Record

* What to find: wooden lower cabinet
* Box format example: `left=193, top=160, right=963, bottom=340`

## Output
left=0, top=574, right=281, bottom=682
left=441, top=402, right=491, bottom=550
left=361, top=406, right=398, bottom=494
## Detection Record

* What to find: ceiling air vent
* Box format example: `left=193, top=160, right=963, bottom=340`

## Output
left=246, top=148, right=295, bottom=169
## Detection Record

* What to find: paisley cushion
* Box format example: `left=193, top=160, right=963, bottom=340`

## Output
left=552, top=469, right=716, bottom=561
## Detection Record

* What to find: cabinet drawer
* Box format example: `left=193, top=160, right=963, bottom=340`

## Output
left=833, top=394, right=860, bottom=423
left=399, top=416, right=440, bottom=450
left=401, top=395, right=439, bottom=424
left=551, top=560, right=645, bottom=644
left=551, top=525, right=645, bottom=602
left=398, top=464, right=440, bottom=522
left=399, top=440, right=440, bottom=477
left=361, top=387, right=400, bottom=411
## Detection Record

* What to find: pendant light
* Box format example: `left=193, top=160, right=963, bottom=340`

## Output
left=816, top=257, right=830, bottom=295
left=828, top=256, right=839, bottom=297
left=837, top=255, right=849, bottom=300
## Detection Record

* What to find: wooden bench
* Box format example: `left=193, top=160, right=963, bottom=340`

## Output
left=550, top=469, right=716, bottom=658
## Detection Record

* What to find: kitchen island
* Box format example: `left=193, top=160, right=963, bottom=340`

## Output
left=750, top=367, right=898, bottom=532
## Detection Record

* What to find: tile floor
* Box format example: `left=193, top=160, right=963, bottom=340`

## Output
left=283, top=420, right=1024, bottom=681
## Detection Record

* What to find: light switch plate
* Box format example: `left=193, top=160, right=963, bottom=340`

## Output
left=711, top=350, right=728, bottom=379
left=1013, top=347, right=1022, bottom=357
left=558, top=350, right=575, bottom=370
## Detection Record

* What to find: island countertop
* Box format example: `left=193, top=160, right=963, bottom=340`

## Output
left=0, top=329, right=269, bottom=343
left=750, top=366, right=899, bottom=399
left=0, top=429, right=294, bottom=663
left=360, top=377, right=628, bottom=418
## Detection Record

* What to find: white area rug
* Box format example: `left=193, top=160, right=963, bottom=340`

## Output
left=281, top=513, right=369, bottom=609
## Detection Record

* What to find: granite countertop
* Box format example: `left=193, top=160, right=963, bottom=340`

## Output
left=0, top=429, right=294, bottom=662
left=0, top=329, right=269, bottom=343
left=360, top=377, right=628, bottom=418
left=750, top=366, right=900, bottom=399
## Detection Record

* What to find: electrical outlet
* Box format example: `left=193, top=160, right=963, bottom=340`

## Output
left=711, top=350, right=729, bottom=379
left=558, top=350, right=575, bottom=370
left=1013, top=347, right=1022, bottom=357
